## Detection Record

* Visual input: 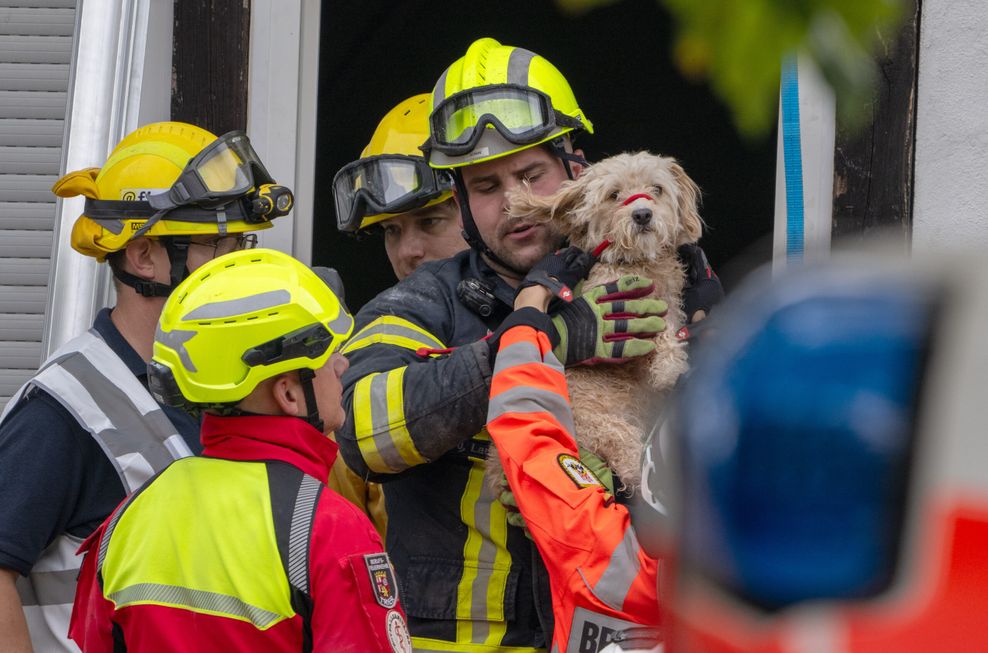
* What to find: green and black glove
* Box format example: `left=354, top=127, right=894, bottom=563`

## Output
left=550, top=275, right=668, bottom=366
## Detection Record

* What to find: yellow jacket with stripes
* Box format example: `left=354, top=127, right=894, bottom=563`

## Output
left=337, top=250, right=553, bottom=652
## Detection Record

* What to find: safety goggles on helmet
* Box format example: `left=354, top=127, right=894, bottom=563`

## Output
left=149, top=130, right=275, bottom=211
left=332, top=154, right=452, bottom=232
left=428, top=84, right=585, bottom=157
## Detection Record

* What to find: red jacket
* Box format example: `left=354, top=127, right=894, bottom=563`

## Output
left=487, top=322, right=661, bottom=653
left=69, top=414, right=411, bottom=653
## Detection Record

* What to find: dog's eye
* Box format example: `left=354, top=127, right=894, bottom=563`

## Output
left=652, top=186, right=664, bottom=196
left=609, top=191, right=619, bottom=201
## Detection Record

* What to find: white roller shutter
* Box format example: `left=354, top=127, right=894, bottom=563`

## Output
left=0, top=0, right=75, bottom=411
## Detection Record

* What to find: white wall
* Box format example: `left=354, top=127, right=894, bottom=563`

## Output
left=913, top=0, right=988, bottom=251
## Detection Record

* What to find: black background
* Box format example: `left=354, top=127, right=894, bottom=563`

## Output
left=313, top=0, right=777, bottom=310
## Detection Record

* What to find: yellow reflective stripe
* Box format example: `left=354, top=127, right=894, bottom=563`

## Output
left=484, top=494, right=510, bottom=647
left=455, top=430, right=513, bottom=647
left=386, top=366, right=428, bottom=467
left=411, top=636, right=543, bottom=652
left=342, top=315, right=446, bottom=355
left=456, top=460, right=486, bottom=644
left=353, top=369, right=427, bottom=473
left=107, top=582, right=285, bottom=630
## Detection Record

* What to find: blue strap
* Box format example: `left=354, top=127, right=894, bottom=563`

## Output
left=781, top=57, right=804, bottom=261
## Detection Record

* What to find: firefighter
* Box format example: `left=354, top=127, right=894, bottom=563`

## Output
left=69, top=248, right=412, bottom=652
left=0, top=122, right=287, bottom=653
left=334, top=93, right=466, bottom=281
left=334, top=37, right=676, bottom=652
left=330, top=94, right=469, bottom=538
left=486, top=247, right=664, bottom=653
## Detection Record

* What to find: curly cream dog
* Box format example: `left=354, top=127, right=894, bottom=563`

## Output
left=492, top=151, right=703, bottom=493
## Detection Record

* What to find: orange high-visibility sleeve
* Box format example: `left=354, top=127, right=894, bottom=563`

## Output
left=487, top=324, right=660, bottom=652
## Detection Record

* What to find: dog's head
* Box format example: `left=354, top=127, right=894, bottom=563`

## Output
left=507, top=151, right=703, bottom=265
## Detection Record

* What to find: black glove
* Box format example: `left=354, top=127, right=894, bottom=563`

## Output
left=678, top=244, right=724, bottom=323
left=517, top=246, right=595, bottom=302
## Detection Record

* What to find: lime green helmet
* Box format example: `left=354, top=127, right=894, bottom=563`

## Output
left=333, top=94, right=453, bottom=233
left=148, top=248, right=353, bottom=428
left=426, top=37, right=594, bottom=169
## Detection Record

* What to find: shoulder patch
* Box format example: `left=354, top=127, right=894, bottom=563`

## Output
left=558, top=453, right=604, bottom=489
left=364, top=552, right=399, bottom=609
left=386, top=609, right=412, bottom=653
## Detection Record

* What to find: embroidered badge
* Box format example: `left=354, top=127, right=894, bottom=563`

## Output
left=364, top=553, right=398, bottom=609
left=386, top=609, right=413, bottom=653
left=558, top=453, right=604, bottom=489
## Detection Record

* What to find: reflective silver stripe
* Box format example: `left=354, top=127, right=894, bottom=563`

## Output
left=26, top=330, right=193, bottom=493
left=367, top=371, right=412, bottom=471
left=591, top=528, right=642, bottom=611
left=108, top=582, right=283, bottom=629
left=183, top=289, right=290, bottom=320
left=487, top=385, right=576, bottom=437
left=327, top=312, right=353, bottom=339
left=506, top=47, right=535, bottom=86
left=433, top=68, right=449, bottom=111
left=154, top=326, right=198, bottom=371
left=15, top=569, right=76, bottom=607
left=543, top=350, right=564, bottom=373
left=288, top=475, right=321, bottom=594
left=492, top=340, right=542, bottom=376
left=348, top=322, right=445, bottom=352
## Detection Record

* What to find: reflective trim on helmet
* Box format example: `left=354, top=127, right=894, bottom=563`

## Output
left=332, top=154, right=451, bottom=232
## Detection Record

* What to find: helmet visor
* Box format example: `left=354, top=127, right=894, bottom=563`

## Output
left=430, top=85, right=566, bottom=157
left=333, top=154, right=449, bottom=232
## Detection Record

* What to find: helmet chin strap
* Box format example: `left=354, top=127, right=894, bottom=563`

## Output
left=297, top=368, right=325, bottom=433
left=452, top=170, right=528, bottom=278
left=452, top=139, right=587, bottom=279
left=112, top=236, right=192, bottom=298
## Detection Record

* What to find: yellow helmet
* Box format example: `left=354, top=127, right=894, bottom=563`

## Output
left=56, top=122, right=282, bottom=262
left=148, top=248, right=354, bottom=414
left=333, top=94, right=453, bottom=232
left=426, top=37, right=594, bottom=169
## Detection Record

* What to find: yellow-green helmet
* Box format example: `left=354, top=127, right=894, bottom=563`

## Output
left=148, top=248, right=354, bottom=411
left=333, top=94, right=454, bottom=232
left=427, top=37, right=594, bottom=169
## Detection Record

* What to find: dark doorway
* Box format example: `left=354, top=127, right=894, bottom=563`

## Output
left=313, top=0, right=777, bottom=310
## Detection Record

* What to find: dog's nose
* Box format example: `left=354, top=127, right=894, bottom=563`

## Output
left=632, top=208, right=652, bottom=226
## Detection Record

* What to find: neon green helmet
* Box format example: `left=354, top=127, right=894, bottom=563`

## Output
left=427, top=37, right=594, bottom=169
left=148, top=248, right=353, bottom=411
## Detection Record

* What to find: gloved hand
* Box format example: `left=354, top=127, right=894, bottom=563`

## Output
left=550, top=275, right=667, bottom=366
left=678, top=244, right=724, bottom=323
left=517, top=245, right=595, bottom=302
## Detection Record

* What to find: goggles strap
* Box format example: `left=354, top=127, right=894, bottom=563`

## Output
left=451, top=170, right=528, bottom=278
left=547, top=137, right=588, bottom=181
left=297, top=368, right=324, bottom=433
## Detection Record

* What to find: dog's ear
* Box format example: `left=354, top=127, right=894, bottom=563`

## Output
left=506, top=173, right=591, bottom=228
left=671, top=160, right=703, bottom=245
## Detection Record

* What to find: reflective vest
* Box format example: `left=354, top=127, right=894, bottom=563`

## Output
left=487, top=323, right=662, bottom=653
left=1, top=329, right=192, bottom=652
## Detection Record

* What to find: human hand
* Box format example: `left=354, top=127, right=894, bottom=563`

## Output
left=550, top=276, right=668, bottom=366
left=517, top=246, right=595, bottom=304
